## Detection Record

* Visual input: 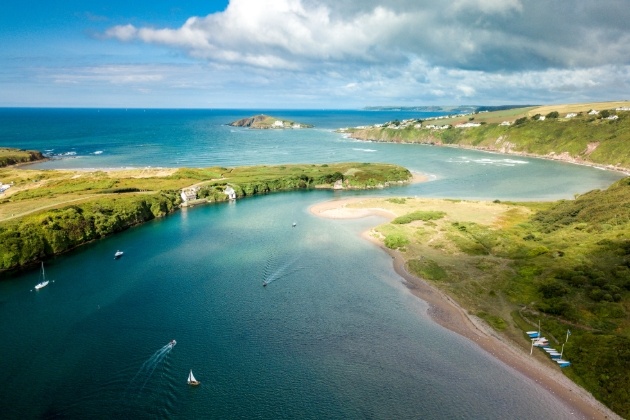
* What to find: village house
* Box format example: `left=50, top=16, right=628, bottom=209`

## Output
left=565, top=113, right=578, bottom=118
left=224, top=185, right=236, bottom=200
left=180, top=188, right=198, bottom=202
left=455, top=122, right=481, bottom=128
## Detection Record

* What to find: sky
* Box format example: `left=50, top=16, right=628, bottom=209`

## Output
left=1, top=0, right=630, bottom=109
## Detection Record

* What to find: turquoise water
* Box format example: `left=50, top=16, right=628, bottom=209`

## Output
left=0, top=109, right=624, bottom=418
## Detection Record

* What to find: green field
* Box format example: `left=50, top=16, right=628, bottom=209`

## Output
left=0, top=163, right=411, bottom=271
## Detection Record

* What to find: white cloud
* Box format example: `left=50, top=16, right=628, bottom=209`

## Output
left=9, top=0, right=625, bottom=108
left=105, top=24, right=138, bottom=42
left=105, top=0, right=630, bottom=75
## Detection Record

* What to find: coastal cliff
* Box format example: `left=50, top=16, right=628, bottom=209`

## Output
left=229, top=114, right=313, bottom=129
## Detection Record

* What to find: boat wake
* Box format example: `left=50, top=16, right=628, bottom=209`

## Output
left=262, top=254, right=309, bottom=286
left=125, top=342, right=175, bottom=396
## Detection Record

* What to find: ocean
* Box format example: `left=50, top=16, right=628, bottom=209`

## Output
left=0, top=108, right=623, bottom=418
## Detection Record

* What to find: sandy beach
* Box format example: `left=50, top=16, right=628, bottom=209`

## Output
left=310, top=197, right=621, bottom=420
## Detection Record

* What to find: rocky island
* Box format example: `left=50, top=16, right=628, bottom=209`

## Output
left=228, top=114, right=313, bottom=129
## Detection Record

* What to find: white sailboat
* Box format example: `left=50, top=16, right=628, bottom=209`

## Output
left=34, top=262, right=50, bottom=290
left=187, top=369, right=200, bottom=386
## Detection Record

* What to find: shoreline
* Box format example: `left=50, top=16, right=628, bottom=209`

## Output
left=347, top=135, right=630, bottom=176
left=310, top=197, right=621, bottom=420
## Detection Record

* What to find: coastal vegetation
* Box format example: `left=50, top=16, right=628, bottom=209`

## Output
left=0, top=163, right=410, bottom=271
left=228, top=114, right=313, bottom=129
left=0, top=147, right=44, bottom=167
left=351, top=178, right=630, bottom=417
left=343, top=101, right=630, bottom=171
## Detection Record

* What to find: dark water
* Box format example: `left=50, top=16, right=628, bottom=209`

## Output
left=0, top=109, right=622, bottom=418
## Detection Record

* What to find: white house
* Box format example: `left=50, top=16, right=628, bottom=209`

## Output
left=499, top=121, right=512, bottom=126
left=588, top=109, right=599, bottom=115
left=273, top=120, right=284, bottom=127
left=607, top=115, right=619, bottom=120
left=224, top=186, right=236, bottom=200
left=180, top=188, right=197, bottom=202
left=565, top=113, right=577, bottom=118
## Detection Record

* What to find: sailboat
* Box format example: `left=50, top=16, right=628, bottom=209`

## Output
left=34, top=262, right=50, bottom=290
left=187, top=369, right=200, bottom=386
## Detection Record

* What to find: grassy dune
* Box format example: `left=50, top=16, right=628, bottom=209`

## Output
left=352, top=179, right=630, bottom=417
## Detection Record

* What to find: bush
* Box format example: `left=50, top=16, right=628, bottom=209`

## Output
left=392, top=210, right=446, bottom=224
left=384, top=233, right=409, bottom=250
left=545, top=111, right=560, bottom=119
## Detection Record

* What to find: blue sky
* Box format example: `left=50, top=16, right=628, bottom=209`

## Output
left=1, top=0, right=629, bottom=109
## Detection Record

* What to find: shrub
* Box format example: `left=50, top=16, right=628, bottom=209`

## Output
left=392, top=210, right=446, bottom=224
left=384, top=233, right=409, bottom=250
left=545, top=111, right=560, bottom=119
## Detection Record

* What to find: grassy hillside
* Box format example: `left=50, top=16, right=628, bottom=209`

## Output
left=345, top=101, right=630, bottom=170
left=354, top=178, right=630, bottom=417
left=0, top=163, right=410, bottom=271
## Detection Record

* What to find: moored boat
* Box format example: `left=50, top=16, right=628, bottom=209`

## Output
left=114, top=250, right=124, bottom=259
left=34, top=262, right=50, bottom=290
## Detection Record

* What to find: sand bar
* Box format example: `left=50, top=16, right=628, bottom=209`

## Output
left=310, top=197, right=621, bottom=420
